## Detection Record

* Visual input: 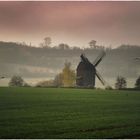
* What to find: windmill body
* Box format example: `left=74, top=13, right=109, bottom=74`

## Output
left=76, top=55, right=96, bottom=87
left=76, top=52, right=106, bottom=87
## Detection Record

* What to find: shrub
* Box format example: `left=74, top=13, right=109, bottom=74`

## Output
left=36, top=80, right=54, bottom=87
left=135, top=76, right=140, bottom=89
left=9, top=75, right=25, bottom=87
left=115, top=76, right=127, bottom=89
left=105, top=86, right=113, bottom=90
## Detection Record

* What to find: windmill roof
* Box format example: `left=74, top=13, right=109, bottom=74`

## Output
left=77, top=61, right=95, bottom=71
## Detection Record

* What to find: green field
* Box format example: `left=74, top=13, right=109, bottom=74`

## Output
left=0, top=87, right=140, bottom=138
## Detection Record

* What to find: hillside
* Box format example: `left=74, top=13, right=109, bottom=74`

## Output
left=0, top=41, right=140, bottom=80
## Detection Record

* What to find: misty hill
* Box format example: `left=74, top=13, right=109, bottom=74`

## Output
left=0, top=41, right=140, bottom=80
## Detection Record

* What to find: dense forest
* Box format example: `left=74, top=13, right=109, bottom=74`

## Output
left=0, top=41, right=140, bottom=83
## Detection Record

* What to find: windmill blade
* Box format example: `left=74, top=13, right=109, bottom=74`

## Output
left=95, top=70, right=106, bottom=86
left=93, top=51, right=106, bottom=67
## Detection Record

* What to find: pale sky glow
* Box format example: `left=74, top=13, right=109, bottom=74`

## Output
left=0, top=1, right=140, bottom=48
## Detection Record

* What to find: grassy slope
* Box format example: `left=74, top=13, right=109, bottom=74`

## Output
left=0, top=87, right=140, bottom=138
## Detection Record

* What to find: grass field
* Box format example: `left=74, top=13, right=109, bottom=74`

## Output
left=0, top=87, right=140, bottom=138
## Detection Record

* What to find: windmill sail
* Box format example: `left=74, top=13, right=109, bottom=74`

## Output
left=93, top=51, right=106, bottom=67
left=95, top=70, right=106, bottom=86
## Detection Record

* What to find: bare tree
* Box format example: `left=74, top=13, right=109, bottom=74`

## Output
left=9, top=75, right=24, bottom=87
left=40, top=37, right=52, bottom=48
left=44, top=37, right=51, bottom=48
left=135, top=76, right=140, bottom=89
left=115, top=76, right=127, bottom=89
left=89, top=40, right=96, bottom=48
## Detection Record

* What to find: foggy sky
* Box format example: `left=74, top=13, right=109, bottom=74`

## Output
left=0, top=1, right=140, bottom=48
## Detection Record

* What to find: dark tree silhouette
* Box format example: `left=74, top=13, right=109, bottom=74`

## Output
left=44, top=37, right=51, bottom=48
left=89, top=40, right=96, bottom=48
left=115, top=76, right=127, bottom=89
left=40, top=37, right=51, bottom=48
left=135, top=76, right=140, bottom=89
left=9, top=75, right=24, bottom=87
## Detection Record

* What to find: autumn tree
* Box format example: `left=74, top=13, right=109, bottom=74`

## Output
left=115, top=76, right=127, bottom=89
left=62, top=62, right=76, bottom=87
left=54, top=62, right=76, bottom=87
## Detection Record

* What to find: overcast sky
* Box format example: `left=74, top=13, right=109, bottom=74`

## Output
left=0, top=1, right=140, bottom=48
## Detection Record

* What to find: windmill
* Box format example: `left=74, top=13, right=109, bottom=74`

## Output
left=76, top=51, right=106, bottom=87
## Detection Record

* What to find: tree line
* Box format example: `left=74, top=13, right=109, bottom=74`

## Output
left=8, top=63, right=140, bottom=89
left=9, top=62, right=76, bottom=88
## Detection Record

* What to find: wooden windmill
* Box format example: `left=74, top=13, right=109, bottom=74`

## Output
left=76, top=51, right=106, bottom=87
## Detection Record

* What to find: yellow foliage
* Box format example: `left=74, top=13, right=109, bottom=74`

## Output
left=62, top=62, right=75, bottom=87
left=54, top=62, right=76, bottom=87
